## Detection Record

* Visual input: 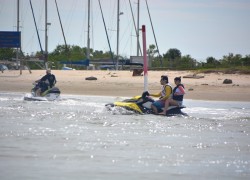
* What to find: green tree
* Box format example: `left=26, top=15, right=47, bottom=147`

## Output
left=175, top=55, right=197, bottom=69
left=0, top=48, right=16, bottom=60
left=163, top=48, right=181, bottom=59
left=205, top=56, right=220, bottom=68
left=221, top=53, right=242, bottom=67
left=242, top=55, right=250, bottom=66
left=163, top=48, right=182, bottom=68
left=92, top=50, right=111, bottom=59
left=147, top=44, right=158, bottom=57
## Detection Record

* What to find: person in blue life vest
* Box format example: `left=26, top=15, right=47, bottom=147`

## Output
left=148, top=75, right=172, bottom=114
left=159, top=77, right=185, bottom=115
left=35, top=69, right=57, bottom=96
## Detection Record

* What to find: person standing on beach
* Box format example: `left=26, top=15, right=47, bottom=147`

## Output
left=35, top=69, right=57, bottom=96
left=148, top=75, right=172, bottom=114
left=159, top=77, right=185, bottom=115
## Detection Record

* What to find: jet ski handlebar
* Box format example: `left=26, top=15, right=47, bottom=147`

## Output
left=142, top=91, right=150, bottom=99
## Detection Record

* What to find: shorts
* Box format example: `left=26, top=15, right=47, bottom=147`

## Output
left=152, top=100, right=165, bottom=111
left=176, top=101, right=183, bottom=106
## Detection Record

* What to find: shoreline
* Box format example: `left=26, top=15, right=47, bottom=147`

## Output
left=1, top=70, right=250, bottom=102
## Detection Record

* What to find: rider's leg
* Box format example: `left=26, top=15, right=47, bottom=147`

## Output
left=36, top=88, right=41, bottom=96
left=159, top=99, right=179, bottom=115
left=159, top=99, right=170, bottom=115
left=151, top=100, right=164, bottom=114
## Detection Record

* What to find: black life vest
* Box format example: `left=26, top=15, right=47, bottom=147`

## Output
left=173, top=84, right=185, bottom=101
left=41, top=74, right=56, bottom=88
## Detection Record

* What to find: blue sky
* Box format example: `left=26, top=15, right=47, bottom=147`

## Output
left=0, top=0, right=249, bottom=62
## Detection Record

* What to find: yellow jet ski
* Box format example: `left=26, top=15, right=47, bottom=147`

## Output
left=105, top=92, right=187, bottom=116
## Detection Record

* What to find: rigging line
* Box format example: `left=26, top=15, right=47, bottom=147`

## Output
left=54, top=0, right=71, bottom=64
left=20, top=0, right=29, bottom=22
left=79, top=0, right=88, bottom=47
left=54, top=0, right=68, bottom=50
left=145, top=0, right=163, bottom=66
left=36, top=0, right=44, bottom=31
left=108, top=0, right=116, bottom=41
left=98, top=0, right=115, bottom=68
left=65, top=1, right=77, bottom=39
left=9, top=4, right=13, bottom=31
left=128, top=0, right=142, bottom=56
left=121, top=21, right=133, bottom=56
left=29, top=0, right=44, bottom=54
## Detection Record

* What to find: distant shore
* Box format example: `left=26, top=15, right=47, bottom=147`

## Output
left=1, top=70, right=250, bottom=102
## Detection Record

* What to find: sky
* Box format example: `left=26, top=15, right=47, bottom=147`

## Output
left=0, top=0, right=250, bottom=62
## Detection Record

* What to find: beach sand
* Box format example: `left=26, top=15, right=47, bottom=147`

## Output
left=1, top=70, right=250, bottom=101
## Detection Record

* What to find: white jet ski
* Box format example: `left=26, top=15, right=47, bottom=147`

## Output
left=24, top=83, right=60, bottom=101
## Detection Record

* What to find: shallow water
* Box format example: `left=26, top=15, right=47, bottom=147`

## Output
left=0, top=92, right=250, bottom=180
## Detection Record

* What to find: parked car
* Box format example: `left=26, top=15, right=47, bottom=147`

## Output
left=0, top=64, right=8, bottom=71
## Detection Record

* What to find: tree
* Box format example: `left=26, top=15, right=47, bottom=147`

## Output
left=163, top=48, right=181, bottom=60
left=175, top=55, right=197, bottom=69
left=205, top=56, right=220, bottom=68
left=0, top=48, right=16, bottom=60
left=163, top=48, right=182, bottom=68
left=92, top=50, right=111, bottom=59
left=147, top=44, right=158, bottom=58
left=221, top=53, right=243, bottom=67
left=242, top=55, right=250, bottom=66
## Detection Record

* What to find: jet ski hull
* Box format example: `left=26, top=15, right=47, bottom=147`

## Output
left=105, top=96, right=187, bottom=116
left=24, top=86, right=61, bottom=101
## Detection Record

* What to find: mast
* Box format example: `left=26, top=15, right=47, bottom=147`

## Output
left=87, top=0, right=90, bottom=61
left=116, top=0, right=122, bottom=70
left=16, top=0, right=20, bottom=71
left=129, top=0, right=142, bottom=56
left=136, top=0, right=140, bottom=56
left=45, top=0, right=48, bottom=69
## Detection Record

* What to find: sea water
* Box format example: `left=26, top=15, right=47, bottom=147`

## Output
left=0, top=92, right=249, bottom=180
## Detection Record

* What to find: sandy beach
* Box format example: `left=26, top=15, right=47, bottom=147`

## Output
left=1, top=70, right=250, bottom=101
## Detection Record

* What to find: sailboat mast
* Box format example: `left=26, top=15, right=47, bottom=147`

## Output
left=87, top=0, right=90, bottom=60
left=16, top=0, right=20, bottom=71
left=136, top=0, right=140, bottom=56
left=116, top=0, right=120, bottom=70
left=45, top=0, right=48, bottom=69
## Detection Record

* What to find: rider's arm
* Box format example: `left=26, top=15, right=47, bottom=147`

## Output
left=149, top=92, right=161, bottom=97
left=175, top=86, right=185, bottom=95
left=53, top=75, right=57, bottom=84
left=179, top=86, right=185, bottom=94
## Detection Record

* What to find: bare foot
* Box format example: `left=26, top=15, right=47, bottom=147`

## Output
left=158, top=111, right=166, bottom=115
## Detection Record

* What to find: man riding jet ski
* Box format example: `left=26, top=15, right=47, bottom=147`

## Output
left=24, top=69, right=60, bottom=101
left=105, top=91, right=187, bottom=116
